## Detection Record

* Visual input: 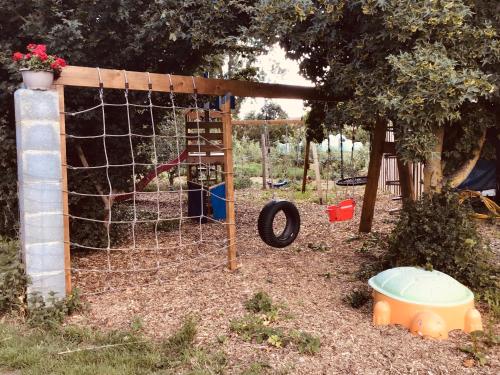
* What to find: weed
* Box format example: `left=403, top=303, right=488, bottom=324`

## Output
left=162, top=315, right=197, bottom=365
left=26, top=289, right=85, bottom=330
left=291, top=330, right=321, bottom=355
left=240, top=361, right=272, bottom=375
left=307, top=242, right=329, bottom=252
left=343, top=287, right=371, bottom=309
left=0, top=237, right=28, bottom=314
left=245, top=291, right=275, bottom=314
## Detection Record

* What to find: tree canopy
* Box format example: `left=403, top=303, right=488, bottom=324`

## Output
left=253, top=0, right=499, bottom=191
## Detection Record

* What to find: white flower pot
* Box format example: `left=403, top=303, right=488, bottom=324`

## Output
left=20, top=69, right=54, bottom=90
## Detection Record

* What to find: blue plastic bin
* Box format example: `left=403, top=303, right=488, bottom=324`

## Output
left=210, top=182, right=226, bottom=220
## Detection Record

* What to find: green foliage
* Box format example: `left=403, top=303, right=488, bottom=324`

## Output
left=0, top=0, right=261, bottom=239
left=245, top=291, right=275, bottom=314
left=27, top=289, right=85, bottom=330
left=460, top=330, right=499, bottom=367
left=342, top=287, right=371, bottom=309
left=161, top=316, right=198, bottom=366
left=290, top=330, right=321, bottom=355
left=386, top=190, right=498, bottom=292
left=234, top=176, right=253, bottom=190
left=0, top=238, right=27, bottom=314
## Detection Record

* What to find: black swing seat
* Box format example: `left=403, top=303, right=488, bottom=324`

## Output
left=336, top=176, right=368, bottom=186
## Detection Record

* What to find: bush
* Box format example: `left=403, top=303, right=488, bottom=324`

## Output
left=245, top=291, right=275, bottom=314
left=386, top=190, right=497, bottom=292
left=234, top=176, right=253, bottom=189
left=0, top=238, right=27, bottom=314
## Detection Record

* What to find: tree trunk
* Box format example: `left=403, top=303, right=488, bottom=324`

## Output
left=423, top=127, right=445, bottom=193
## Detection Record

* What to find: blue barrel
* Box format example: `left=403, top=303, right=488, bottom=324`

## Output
left=210, top=182, right=226, bottom=220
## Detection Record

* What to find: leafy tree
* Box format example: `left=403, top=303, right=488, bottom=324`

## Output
left=236, top=101, right=290, bottom=140
left=254, top=0, right=499, bottom=193
left=0, top=0, right=259, bottom=239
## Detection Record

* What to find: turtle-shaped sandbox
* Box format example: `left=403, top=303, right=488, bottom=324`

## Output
left=368, top=267, right=483, bottom=339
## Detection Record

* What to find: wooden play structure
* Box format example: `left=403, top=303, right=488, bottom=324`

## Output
left=19, top=64, right=429, bottom=296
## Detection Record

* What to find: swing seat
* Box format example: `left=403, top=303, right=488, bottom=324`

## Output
left=326, top=199, right=356, bottom=222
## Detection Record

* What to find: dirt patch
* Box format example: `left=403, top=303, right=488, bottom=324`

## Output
left=69, top=187, right=499, bottom=374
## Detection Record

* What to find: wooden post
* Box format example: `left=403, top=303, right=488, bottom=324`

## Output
left=57, top=85, right=72, bottom=294
left=311, top=143, right=323, bottom=204
left=301, top=139, right=311, bottom=193
left=396, top=157, right=415, bottom=202
left=221, top=94, right=238, bottom=270
left=359, top=119, right=388, bottom=233
left=261, top=132, right=268, bottom=189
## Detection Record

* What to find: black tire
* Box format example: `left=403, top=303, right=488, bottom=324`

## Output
left=257, top=200, right=300, bottom=248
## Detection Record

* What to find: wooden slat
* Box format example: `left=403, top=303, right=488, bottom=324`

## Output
left=359, top=119, right=388, bottom=233
left=57, top=85, right=72, bottom=295
left=186, top=122, right=223, bottom=131
left=396, top=157, right=415, bottom=202
left=56, top=66, right=322, bottom=100
left=186, top=145, right=224, bottom=153
left=186, top=133, right=223, bottom=141
left=233, top=119, right=304, bottom=126
left=301, top=139, right=311, bottom=193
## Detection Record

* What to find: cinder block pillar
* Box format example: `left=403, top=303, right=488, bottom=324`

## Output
left=14, top=89, right=66, bottom=299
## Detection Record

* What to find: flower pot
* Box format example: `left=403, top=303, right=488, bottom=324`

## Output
left=20, top=69, right=54, bottom=90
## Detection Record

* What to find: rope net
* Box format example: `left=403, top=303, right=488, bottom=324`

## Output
left=63, top=71, right=234, bottom=295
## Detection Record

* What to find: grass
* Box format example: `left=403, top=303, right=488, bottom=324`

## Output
left=0, top=317, right=227, bottom=375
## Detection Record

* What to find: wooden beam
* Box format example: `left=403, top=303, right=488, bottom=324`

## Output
left=261, top=133, right=269, bottom=190
left=56, top=66, right=322, bottom=100
left=359, top=119, right=388, bottom=233
left=301, top=139, right=311, bottom=193
left=233, top=119, right=304, bottom=126
left=311, top=143, right=323, bottom=204
left=221, top=94, right=238, bottom=271
left=57, top=85, right=72, bottom=295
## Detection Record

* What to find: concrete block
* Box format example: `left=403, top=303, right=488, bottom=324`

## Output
left=28, top=271, right=66, bottom=300
left=22, top=151, right=61, bottom=181
left=25, top=242, right=65, bottom=274
left=22, top=182, right=62, bottom=214
left=15, top=89, right=59, bottom=122
left=20, top=121, right=60, bottom=151
left=23, top=213, right=63, bottom=244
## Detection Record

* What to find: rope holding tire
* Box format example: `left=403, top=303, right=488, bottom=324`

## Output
left=257, top=200, right=300, bottom=248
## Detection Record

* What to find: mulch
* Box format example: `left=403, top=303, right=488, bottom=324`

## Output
left=68, top=187, right=499, bottom=374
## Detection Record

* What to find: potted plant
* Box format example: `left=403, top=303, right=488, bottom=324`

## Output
left=12, top=44, right=66, bottom=90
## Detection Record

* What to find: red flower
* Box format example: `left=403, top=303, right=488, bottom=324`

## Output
left=12, top=52, right=24, bottom=61
left=27, top=44, right=37, bottom=51
left=50, top=62, right=59, bottom=69
left=55, top=57, right=66, bottom=67
left=35, top=51, right=48, bottom=61
left=34, top=44, right=46, bottom=53
left=25, top=53, right=31, bottom=60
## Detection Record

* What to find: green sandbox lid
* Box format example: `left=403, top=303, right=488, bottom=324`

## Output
left=368, top=267, right=474, bottom=307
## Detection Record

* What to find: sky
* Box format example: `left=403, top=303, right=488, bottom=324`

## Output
left=238, top=44, right=313, bottom=119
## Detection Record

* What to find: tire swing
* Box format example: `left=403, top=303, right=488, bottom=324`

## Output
left=258, top=200, right=300, bottom=248
left=257, top=124, right=300, bottom=248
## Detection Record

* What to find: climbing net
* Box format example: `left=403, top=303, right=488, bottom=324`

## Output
left=63, top=69, right=233, bottom=295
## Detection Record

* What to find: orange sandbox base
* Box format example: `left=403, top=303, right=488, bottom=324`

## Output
left=372, top=291, right=483, bottom=339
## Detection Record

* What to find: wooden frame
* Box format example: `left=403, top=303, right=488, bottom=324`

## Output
left=56, top=66, right=322, bottom=99
left=54, top=66, right=321, bottom=274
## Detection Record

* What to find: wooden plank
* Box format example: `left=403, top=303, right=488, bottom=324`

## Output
left=261, top=133, right=269, bottom=190
left=57, top=85, right=72, bottom=295
left=359, top=119, right=388, bottom=233
left=221, top=94, right=238, bottom=270
left=186, top=121, right=223, bottom=129
left=311, top=143, right=323, bottom=204
left=233, top=119, right=304, bottom=126
left=186, top=145, right=223, bottom=153
left=301, top=139, right=311, bottom=193
left=56, top=66, right=323, bottom=100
